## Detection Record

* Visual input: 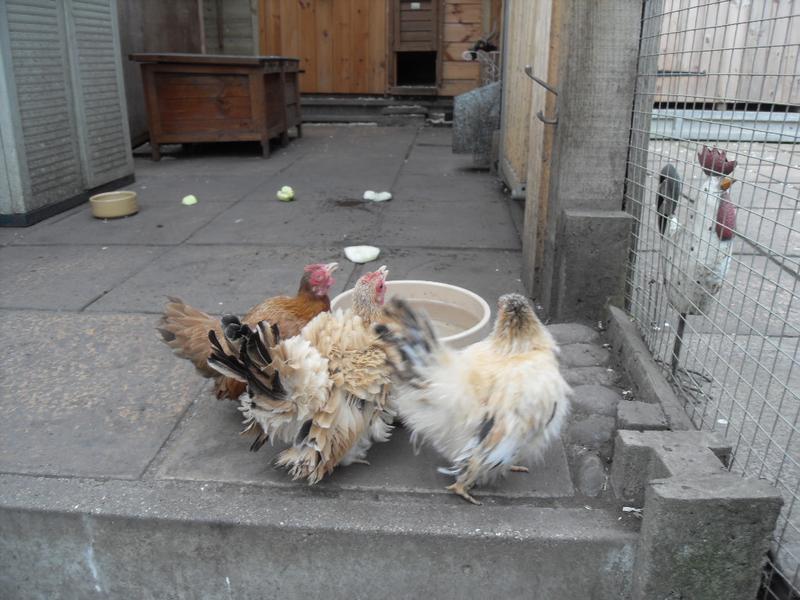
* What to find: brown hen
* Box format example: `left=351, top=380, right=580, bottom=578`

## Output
left=158, top=262, right=338, bottom=399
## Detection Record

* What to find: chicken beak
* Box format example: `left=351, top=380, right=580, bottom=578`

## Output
left=377, top=265, right=389, bottom=280
left=324, top=262, right=339, bottom=274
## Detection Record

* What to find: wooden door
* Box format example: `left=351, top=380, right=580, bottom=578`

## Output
left=388, top=0, right=441, bottom=92
left=394, top=0, right=438, bottom=52
left=259, top=0, right=388, bottom=94
left=497, top=0, right=557, bottom=291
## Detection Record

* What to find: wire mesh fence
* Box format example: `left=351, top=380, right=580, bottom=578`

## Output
left=623, top=1, right=800, bottom=597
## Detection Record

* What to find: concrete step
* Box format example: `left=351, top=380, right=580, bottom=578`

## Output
left=301, top=95, right=453, bottom=124
left=0, top=473, right=639, bottom=599
left=301, top=113, right=383, bottom=124
left=154, top=404, right=575, bottom=500
left=0, top=309, right=643, bottom=598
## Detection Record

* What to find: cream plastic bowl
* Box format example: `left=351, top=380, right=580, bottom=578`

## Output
left=89, top=191, right=138, bottom=219
left=331, top=280, right=491, bottom=349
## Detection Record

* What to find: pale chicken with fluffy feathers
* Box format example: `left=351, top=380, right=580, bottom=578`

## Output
left=207, top=266, right=393, bottom=484
left=376, top=293, right=571, bottom=504
left=158, top=262, right=338, bottom=400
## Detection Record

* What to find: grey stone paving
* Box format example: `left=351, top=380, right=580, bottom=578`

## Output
left=0, top=125, right=626, bottom=504
left=0, top=311, right=201, bottom=478
left=88, top=245, right=354, bottom=315
left=155, top=401, right=574, bottom=499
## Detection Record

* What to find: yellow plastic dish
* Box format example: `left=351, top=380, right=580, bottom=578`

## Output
left=89, top=191, right=138, bottom=219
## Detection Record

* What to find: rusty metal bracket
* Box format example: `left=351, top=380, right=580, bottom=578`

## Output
left=524, top=65, right=558, bottom=125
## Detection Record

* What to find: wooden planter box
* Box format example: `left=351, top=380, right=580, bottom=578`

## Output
left=130, top=53, right=302, bottom=159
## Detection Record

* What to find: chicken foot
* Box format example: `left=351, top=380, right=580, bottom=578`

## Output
left=446, top=482, right=481, bottom=505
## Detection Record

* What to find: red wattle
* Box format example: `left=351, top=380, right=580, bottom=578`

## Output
left=715, top=194, right=736, bottom=240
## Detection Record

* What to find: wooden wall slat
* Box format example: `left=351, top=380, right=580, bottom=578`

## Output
left=400, top=9, right=433, bottom=22
left=443, top=22, right=482, bottom=42
left=260, top=0, right=385, bottom=94
left=315, top=0, right=333, bottom=91
left=332, top=0, right=352, bottom=93
left=443, top=42, right=472, bottom=60
left=368, top=1, right=387, bottom=91
left=258, top=0, right=487, bottom=96
left=654, top=0, right=799, bottom=104
left=401, top=21, right=434, bottom=32
left=438, top=79, right=477, bottom=95
left=438, top=0, right=484, bottom=95
left=442, top=60, right=479, bottom=79
left=352, top=0, right=370, bottom=92
left=298, top=0, right=317, bottom=92
left=500, top=0, right=538, bottom=187
left=445, top=3, right=481, bottom=22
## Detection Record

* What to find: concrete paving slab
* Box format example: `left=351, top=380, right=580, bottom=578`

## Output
left=300, top=124, right=418, bottom=157
left=563, top=366, right=622, bottom=388
left=644, top=331, right=800, bottom=529
left=648, top=254, right=800, bottom=338
left=8, top=195, right=233, bottom=247
left=155, top=398, right=575, bottom=499
left=0, top=203, right=90, bottom=244
left=88, top=244, right=353, bottom=315
left=702, top=254, right=799, bottom=336
left=377, top=200, right=520, bottom=249
left=127, top=173, right=273, bottom=204
left=0, top=227, right=22, bottom=245
left=186, top=194, right=383, bottom=246
left=391, top=171, right=506, bottom=204
left=549, top=323, right=602, bottom=345
left=132, top=141, right=303, bottom=178
left=0, top=245, right=163, bottom=311
left=402, top=146, right=486, bottom=177
left=0, top=310, right=202, bottom=478
left=571, top=385, right=622, bottom=417
left=347, top=248, right=525, bottom=315
left=415, top=126, right=453, bottom=145
left=624, top=250, right=799, bottom=338
left=560, top=343, right=612, bottom=368
left=737, top=207, right=800, bottom=257
left=637, top=192, right=800, bottom=257
left=736, top=182, right=798, bottom=210
left=276, top=154, right=404, bottom=200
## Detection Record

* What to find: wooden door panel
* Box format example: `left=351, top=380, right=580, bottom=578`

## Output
left=395, top=0, right=437, bottom=51
left=259, top=0, right=387, bottom=94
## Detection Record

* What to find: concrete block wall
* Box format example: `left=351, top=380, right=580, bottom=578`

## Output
left=611, top=430, right=782, bottom=600
left=531, top=0, right=641, bottom=322
left=607, top=304, right=782, bottom=599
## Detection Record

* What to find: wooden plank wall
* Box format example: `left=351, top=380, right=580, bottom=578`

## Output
left=655, top=0, right=799, bottom=105
left=440, top=0, right=484, bottom=96
left=522, top=0, right=557, bottom=292
left=259, top=0, right=387, bottom=94
left=396, top=0, right=437, bottom=51
left=118, top=0, right=203, bottom=145
left=498, top=0, right=540, bottom=190
left=203, top=0, right=258, bottom=55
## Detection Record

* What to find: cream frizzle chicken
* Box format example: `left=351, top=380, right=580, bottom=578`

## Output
left=207, top=266, right=393, bottom=484
left=376, top=293, right=571, bottom=504
left=158, top=262, right=338, bottom=399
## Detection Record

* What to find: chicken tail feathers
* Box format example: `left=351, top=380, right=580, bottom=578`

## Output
left=206, top=316, right=287, bottom=402
left=374, top=297, right=440, bottom=386
left=158, top=296, right=220, bottom=377
left=657, top=163, right=681, bottom=235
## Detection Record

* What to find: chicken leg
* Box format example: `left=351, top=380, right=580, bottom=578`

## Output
left=446, top=482, right=481, bottom=505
